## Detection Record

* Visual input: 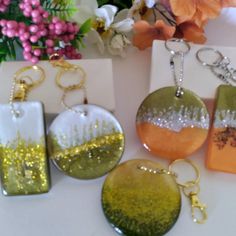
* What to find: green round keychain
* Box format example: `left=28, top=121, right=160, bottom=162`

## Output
left=102, top=159, right=207, bottom=236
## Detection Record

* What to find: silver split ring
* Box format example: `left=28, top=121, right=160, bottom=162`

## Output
left=196, top=47, right=224, bottom=67
left=165, top=38, right=190, bottom=55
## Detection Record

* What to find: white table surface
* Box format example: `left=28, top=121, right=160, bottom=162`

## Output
left=1, top=8, right=236, bottom=236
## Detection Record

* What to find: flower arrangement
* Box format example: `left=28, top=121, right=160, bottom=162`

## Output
left=0, top=0, right=91, bottom=63
left=73, top=0, right=236, bottom=55
left=0, top=0, right=236, bottom=63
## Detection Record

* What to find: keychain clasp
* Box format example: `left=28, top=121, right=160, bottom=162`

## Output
left=13, top=79, right=32, bottom=101
left=138, top=159, right=208, bottom=225
left=49, top=53, right=78, bottom=71
left=11, top=66, right=45, bottom=102
left=189, top=192, right=207, bottom=224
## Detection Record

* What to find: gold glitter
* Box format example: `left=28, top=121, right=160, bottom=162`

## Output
left=0, top=134, right=50, bottom=195
left=50, top=133, right=124, bottom=159
left=102, top=160, right=181, bottom=236
left=48, top=132, right=124, bottom=179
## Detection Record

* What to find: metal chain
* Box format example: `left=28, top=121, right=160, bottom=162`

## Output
left=61, top=86, right=88, bottom=116
left=9, top=66, right=45, bottom=118
left=170, top=51, right=185, bottom=97
left=137, top=165, right=177, bottom=177
left=50, top=55, right=88, bottom=115
left=211, top=58, right=236, bottom=85
left=9, top=78, right=21, bottom=118
left=165, top=38, right=190, bottom=98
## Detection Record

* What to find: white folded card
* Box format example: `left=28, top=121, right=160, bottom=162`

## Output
left=150, top=40, right=236, bottom=98
left=0, top=59, right=115, bottom=113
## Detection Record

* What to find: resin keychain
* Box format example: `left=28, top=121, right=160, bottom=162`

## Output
left=48, top=56, right=125, bottom=179
left=0, top=66, right=50, bottom=196
left=196, top=48, right=236, bottom=173
left=136, top=39, right=209, bottom=160
left=102, top=159, right=207, bottom=236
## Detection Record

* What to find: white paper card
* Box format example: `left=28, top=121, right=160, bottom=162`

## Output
left=150, top=40, right=236, bottom=99
left=0, top=59, right=115, bottom=113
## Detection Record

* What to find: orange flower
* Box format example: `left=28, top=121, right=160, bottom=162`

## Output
left=169, top=0, right=222, bottom=27
left=133, top=20, right=176, bottom=50
left=222, top=0, right=236, bottom=7
left=178, top=22, right=206, bottom=44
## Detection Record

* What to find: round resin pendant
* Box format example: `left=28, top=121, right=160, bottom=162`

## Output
left=48, top=104, right=125, bottom=179
left=102, top=159, right=181, bottom=236
left=136, top=87, right=209, bottom=160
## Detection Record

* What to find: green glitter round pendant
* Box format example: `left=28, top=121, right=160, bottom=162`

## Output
left=48, top=104, right=125, bottom=179
left=102, top=159, right=181, bottom=236
left=136, top=86, right=210, bottom=160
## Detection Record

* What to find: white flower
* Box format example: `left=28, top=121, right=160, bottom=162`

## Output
left=95, top=5, right=118, bottom=29
left=129, top=0, right=159, bottom=20
left=133, top=0, right=156, bottom=8
left=107, top=33, right=131, bottom=57
left=113, top=17, right=134, bottom=33
left=73, top=0, right=134, bottom=56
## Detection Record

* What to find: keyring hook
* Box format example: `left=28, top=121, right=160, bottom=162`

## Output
left=137, top=159, right=207, bottom=224
left=169, top=159, right=200, bottom=188
left=196, top=47, right=224, bottom=67
left=50, top=53, right=79, bottom=71
left=9, top=65, right=45, bottom=117
left=189, top=191, right=208, bottom=224
left=165, top=38, right=190, bottom=55
left=49, top=54, right=86, bottom=91
left=11, top=65, right=45, bottom=102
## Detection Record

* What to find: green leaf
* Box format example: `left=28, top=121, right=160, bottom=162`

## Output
left=43, top=0, right=78, bottom=20
left=7, top=40, right=16, bottom=59
left=0, top=54, right=7, bottom=63
left=0, top=37, right=16, bottom=63
left=97, top=0, right=110, bottom=6
left=71, top=19, right=92, bottom=50
left=0, top=43, right=8, bottom=55
left=79, top=19, right=92, bottom=35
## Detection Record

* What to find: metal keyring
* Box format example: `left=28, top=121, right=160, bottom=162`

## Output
left=55, top=66, right=86, bottom=91
left=13, top=65, right=45, bottom=88
left=50, top=53, right=86, bottom=91
left=196, top=47, right=224, bottom=67
left=165, top=38, right=190, bottom=55
left=169, top=159, right=200, bottom=188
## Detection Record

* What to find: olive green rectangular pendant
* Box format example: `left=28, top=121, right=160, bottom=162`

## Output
left=207, top=85, right=236, bottom=173
left=0, top=101, right=50, bottom=196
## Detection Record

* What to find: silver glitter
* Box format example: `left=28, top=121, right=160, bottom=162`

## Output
left=137, top=105, right=209, bottom=132
left=50, top=119, right=120, bottom=150
left=214, top=110, right=236, bottom=128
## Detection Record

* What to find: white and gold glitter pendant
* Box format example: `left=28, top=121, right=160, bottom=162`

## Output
left=0, top=102, right=50, bottom=196
left=48, top=104, right=125, bottom=179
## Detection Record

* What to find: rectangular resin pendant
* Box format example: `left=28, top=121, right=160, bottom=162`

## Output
left=207, top=85, right=236, bottom=173
left=0, top=101, right=50, bottom=196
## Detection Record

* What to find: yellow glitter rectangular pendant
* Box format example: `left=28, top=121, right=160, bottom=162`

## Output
left=0, top=101, right=50, bottom=196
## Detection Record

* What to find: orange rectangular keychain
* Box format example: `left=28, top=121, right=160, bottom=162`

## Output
left=207, top=85, right=236, bottom=173
left=196, top=47, right=236, bottom=173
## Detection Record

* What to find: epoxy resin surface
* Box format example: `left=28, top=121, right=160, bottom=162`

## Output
left=48, top=104, right=125, bottom=179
